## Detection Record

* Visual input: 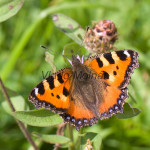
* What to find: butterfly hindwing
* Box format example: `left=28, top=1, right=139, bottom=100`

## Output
left=99, top=86, right=128, bottom=120
left=28, top=68, right=72, bottom=114
left=60, top=100, right=97, bottom=131
left=84, top=50, right=139, bottom=88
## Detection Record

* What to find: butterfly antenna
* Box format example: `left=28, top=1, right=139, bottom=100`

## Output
left=40, top=45, right=59, bottom=55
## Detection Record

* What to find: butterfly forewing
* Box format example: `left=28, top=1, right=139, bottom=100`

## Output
left=28, top=68, right=72, bottom=114
left=84, top=50, right=139, bottom=88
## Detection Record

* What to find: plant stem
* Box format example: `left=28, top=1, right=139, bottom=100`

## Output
left=67, top=124, right=75, bottom=150
left=0, top=77, right=39, bottom=150
left=75, top=128, right=83, bottom=149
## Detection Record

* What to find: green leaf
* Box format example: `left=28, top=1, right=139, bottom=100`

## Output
left=0, top=0, right=24, bottom=23
left=116, top=103, right=141, bottom=119
left=2, top=95, right=26, bottom=115
left=52, top=13, right=85, bottom=45
left=33, top=133, right=70, bottom=145
left=13, top=109, right=63, bottom=127
left=80, top=132, right=102, bottom=150
left=92, top=133, right=102, bottom=150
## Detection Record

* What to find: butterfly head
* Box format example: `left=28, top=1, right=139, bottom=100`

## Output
left=67, top=55, right=84, bottom=66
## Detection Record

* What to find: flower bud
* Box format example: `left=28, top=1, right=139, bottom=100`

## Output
left=84, top=20, right=118, bottom=54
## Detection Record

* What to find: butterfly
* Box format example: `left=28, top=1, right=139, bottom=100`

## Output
left=28, top=50, right=139, bottom=131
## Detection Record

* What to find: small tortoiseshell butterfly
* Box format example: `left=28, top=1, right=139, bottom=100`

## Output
left=28, top=50, right=139, bottom=131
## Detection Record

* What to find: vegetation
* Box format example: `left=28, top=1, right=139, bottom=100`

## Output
left=0, top=0, right=150, bottom=150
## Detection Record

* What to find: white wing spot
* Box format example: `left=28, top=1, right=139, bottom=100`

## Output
left=124, top=50, right=130, bottom=57
left=34, top=88, right=38, bottom=95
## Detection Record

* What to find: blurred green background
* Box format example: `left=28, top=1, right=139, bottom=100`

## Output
left=0, top=0, right=150, bottom=150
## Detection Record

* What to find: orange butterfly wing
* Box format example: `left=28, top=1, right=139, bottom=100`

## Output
left=84, top=50, right=139, bottom=119
left=99, top=86, right=128, bottom=119
left=60, top=100, right=97, bottom=131
left=84, top=50, right=139, bottom=88
left=28, top=68, right=72, bottom=114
